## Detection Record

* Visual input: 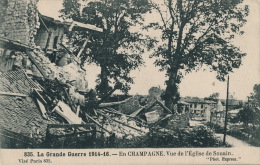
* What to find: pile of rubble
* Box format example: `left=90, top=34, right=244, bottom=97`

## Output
left=0, top=0, right=190, bottom=148
left=0, top=69, right=150, bottom=144
left=0, top=67, right=189, bottom=148
left=30, top=47, right=88, bottom=91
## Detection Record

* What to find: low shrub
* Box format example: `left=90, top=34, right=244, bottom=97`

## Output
left=205, top=122, right=224, bottom=133
left=114, top=126, right=227, bottom=148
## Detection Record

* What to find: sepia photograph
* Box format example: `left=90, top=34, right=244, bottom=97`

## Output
left=0, top=0, right=259, bottom=164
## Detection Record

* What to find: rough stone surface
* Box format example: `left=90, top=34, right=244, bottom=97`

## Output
left=0, top=0, right=39, bottom=46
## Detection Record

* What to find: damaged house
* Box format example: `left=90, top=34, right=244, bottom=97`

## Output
left=0, top=0, right=103, bottom=148
left=0, top=0, right=193, bottom=149
left=0, top=0, right=150, bottom=148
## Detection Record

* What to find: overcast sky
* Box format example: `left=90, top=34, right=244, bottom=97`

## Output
left=38, top=0, right=260, bottom=100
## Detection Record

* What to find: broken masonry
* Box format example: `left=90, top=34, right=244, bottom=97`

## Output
left=0, top=0, right=190, bottom=148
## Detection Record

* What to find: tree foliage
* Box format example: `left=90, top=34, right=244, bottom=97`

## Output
left=60, top=0, right=152, bottom=96
left=250, top=84, right=260, bottom=107
left=147, top=0, right=249, bottom=108
left=237, top=107, right=254, bottom=126
left=204, top=92, right=220, bottom=101
left=235, top=84, right=260, bottom=126
left=235, top=106, right=260, bottom=128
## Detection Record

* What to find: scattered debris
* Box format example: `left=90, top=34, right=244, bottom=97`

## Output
left=0, top=0, right=190, bottom=148
left=52, top=101, right=83, bottom=124
left=145, top=110, right=160, bottom=124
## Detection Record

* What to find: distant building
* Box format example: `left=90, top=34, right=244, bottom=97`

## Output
left=181, top=97, right=217, bottom=121
left=210, top=100, right=225, bottom=126
left=181, top=96, right=244, bottom=125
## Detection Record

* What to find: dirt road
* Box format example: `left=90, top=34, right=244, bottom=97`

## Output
left=215, top=133, right=252, bottom=147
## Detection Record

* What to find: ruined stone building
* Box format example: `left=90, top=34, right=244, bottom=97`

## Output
left=0, top=0, right=102, bottom=148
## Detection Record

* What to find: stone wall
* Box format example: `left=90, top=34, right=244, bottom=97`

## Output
left=0, top=0, right=39, bottom=46
left=0, top=0, right=88, bottom=91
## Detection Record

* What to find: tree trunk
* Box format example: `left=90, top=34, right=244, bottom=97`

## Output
left=164, top=68, right=179, bottom=113
left=99, top=64, right=109, bottom=97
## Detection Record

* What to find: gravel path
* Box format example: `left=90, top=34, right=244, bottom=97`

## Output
left=215, top=133, right=252, bottom=147
left=189, top=119, right=252, bottom=147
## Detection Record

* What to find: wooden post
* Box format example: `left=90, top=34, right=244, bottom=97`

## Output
left=77, top=35, right=90, bottom=58
left=223, top=75, right=229, bottom=145
left=92, top=125, right=97, bottom=147
left=45, top=125, right=51, bottom=147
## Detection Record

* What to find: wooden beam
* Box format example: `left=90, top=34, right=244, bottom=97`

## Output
left=69, top=21, right=103, bottom=32
left=96, top=110, right=146, bottom=133
left=77, top=36, right=90, bottom=58
left=0, top=91, right=27, bottom=97
left=102, top=108, right=146, bottom=126
left=48, top=130, right=94, bottom=138
left=85, top=113, right=113, bottom=134
left=38, top=12, right=51, bottom=34
left=151, top=114, right=173, bottom=126
left=68, top=22, right=76, bottom=31
left=58, top=43, right=73, bottom=54
left=38, top=12, right=53, bottom=52
left=98, top=97, right=132, bottom=108
left=25, top=49, right=47, bottom=79
left=156, top=99, right=173, bottom=114
left=130, top=107, right=145, bottom=117
left=0, top=37, right=33, bottom=50
left=48, top=124, right=95, bottom=129
left=102, top=108, right=131, bottom=117
left=130, top=101, right=157, bottom=117
left=58, top=43, right=85, bottom=71
left=34, top=89, right=47, bottom=105
left=76, top=105, right=80, bottom=116
left=35, top=98, right=48, bottom=119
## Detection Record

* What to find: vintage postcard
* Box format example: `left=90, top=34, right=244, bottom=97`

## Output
left=0, top=0, right=259, bottom=164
